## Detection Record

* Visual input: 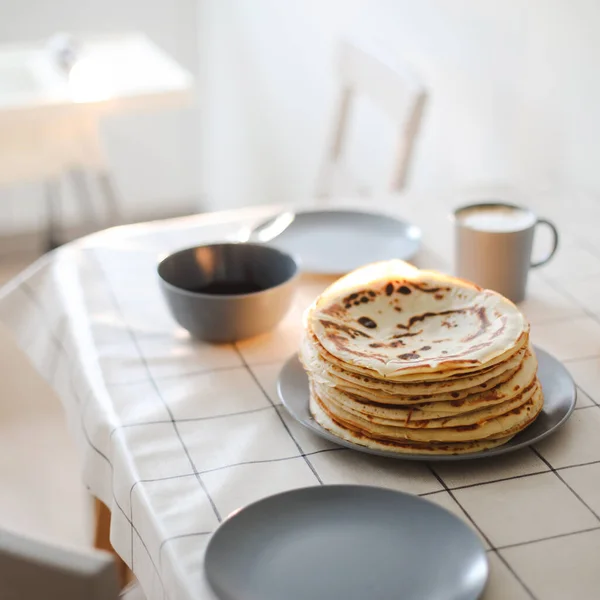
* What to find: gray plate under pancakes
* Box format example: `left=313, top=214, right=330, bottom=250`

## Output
left=277, top=346, right=576, bottom=461
left=250, top=209, right=422, bottom=274
left=205, top=485, right=488, bottom=600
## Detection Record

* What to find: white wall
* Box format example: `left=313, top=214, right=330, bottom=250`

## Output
left=3, top=1, right=600, bottom=233
left=198, top=0, right=600, bottom=210
left=0, top=0, right=200, bottom=235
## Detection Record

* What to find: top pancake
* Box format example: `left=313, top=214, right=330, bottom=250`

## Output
left=308, top=260, right=529, bottom=379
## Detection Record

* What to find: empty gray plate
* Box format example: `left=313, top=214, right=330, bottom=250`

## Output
left=246, top=209, right=421, bottom=274
left=278, top=346, right=576, bottom=461
left=205, top=485, right=488, bottom=600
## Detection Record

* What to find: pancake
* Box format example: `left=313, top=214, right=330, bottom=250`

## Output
left=299, top=260, right=544, bottom=455
left=307, top=316, right=529, bottom=383
left=333, top=365, right=518, bottom=403
left=301, top=331, right=527, bottom=396
left=309, top=394, right=517, bottom=455
left=315, top=348, right=538, bottom=418
left=311, top=383, right=543, bottom=443
left=318, top=376, right=537, bottom=428
left=307, top=260, right=529, bottom=380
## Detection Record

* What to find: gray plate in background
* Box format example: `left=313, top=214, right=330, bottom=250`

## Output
left=278, top=346, right=576, bottom=461
left=250, top=209, right=421, bottom=274
left=205, top=485, right=488, bottom=600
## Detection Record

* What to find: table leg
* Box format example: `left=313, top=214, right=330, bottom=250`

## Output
left=44, top=178, right=62, bottom=251
left=98, top=170, right=121, bottom=226
left=94, top=498, right=133, bottom=589
left=70, top=167, right=98, bottom=230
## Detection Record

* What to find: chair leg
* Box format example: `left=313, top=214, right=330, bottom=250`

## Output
left=94, top=498, right=133, bottom=589
left=98, top=170, right=120, bottom=227
left=70, top=168, right=97, bottom=230
left=44, top=179, right=62, bottom=252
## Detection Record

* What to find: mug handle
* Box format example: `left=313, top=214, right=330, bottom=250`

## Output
left=531, top=218, right=559, bottom=268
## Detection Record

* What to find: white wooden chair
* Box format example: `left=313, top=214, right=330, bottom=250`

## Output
left=0, top=527, right=145, bottom=599
left=315, top=38, right=427, bottom=199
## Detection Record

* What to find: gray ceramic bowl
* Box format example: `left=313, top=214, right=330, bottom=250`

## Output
left=158, top=243, right=299, bottom=343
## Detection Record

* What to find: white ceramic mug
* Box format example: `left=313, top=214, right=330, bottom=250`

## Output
left=453, top=202, right=559, bottom=303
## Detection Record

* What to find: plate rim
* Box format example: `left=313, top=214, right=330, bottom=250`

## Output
left=204, top=483, right=488, bottom=600
left=277, top=345, right=576, bottom=462
left=257, top=208, right=422, bottom=275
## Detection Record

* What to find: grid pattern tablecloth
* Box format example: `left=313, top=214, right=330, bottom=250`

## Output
left=2, top=195, right=600, bottom=600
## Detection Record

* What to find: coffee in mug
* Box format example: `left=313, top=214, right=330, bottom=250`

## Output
left=453, top=202, right=559, bottom=303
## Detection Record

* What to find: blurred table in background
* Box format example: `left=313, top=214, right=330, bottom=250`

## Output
left=0, top=32, right=194, bottom=248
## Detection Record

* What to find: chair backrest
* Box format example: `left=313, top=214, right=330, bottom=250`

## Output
left=316, top=38, right=427, bottom=199
left=0, top=527, right=120, bottom=600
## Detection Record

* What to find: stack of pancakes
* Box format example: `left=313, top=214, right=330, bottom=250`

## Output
left=300, top=260, right=543, bottom=455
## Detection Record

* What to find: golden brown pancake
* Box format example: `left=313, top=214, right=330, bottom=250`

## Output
left=300, top=260, right=544, bottom=455
left=312, top=383, right=543, bottom=443
left=309, top=394, right=518, bottom=455
left=307, top=260, right=529, bottom=380
left=313, top=349, right=538, bottom=421
left=301, top=332, right=529, bottom=398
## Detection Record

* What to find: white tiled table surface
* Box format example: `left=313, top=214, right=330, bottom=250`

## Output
left=1, top=194, right=600, bottom=600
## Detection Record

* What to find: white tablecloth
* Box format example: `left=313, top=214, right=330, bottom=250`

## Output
left=2, top=195, right=600, bottom=600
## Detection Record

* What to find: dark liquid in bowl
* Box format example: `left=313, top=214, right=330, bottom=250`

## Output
left=188, top=281, right=265, bottom=295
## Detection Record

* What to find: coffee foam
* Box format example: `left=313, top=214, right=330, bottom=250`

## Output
left=457, top=205, right=536, bottom=233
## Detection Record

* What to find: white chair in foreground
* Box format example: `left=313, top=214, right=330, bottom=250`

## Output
left=316, top=38, right=427, bottom=199
left=0, top=528, right=144, bottom=599
left=0, top=321, right=144, bottom=598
